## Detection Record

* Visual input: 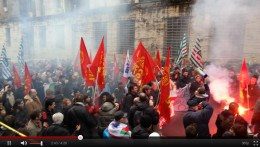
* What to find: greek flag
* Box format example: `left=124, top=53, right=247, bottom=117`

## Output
left=0, top=44, right=11, bottom=79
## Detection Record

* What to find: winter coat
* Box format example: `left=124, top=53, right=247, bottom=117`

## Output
left=25, top=96, right=43, bottom=115
left=178, top=76, right=191, bottom=88
left=67, top=102, right=96, bottom=138
left=2, top=92, right=15, bottom=114
left=122, top=93, right=138, bottom=114
left=98, top=102, right=117, bottom=131
left=131, top=125, right=150, bottom=139
left=26, top=120, right=42, bottom=136
left=213, top=110, right=235, bottom=138
left=128, top=102, right=159, bottom=129
left=41, top=124, right=70, bottom=136
left=12, top=108, right=29, bottom=129
left=183, top=101, right=213, bottom=138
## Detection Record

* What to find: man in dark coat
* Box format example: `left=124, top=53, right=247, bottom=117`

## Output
left=67, top=95, right=96, bottom=138
left=183, top=99, right=213, bottom=138
left=41, top=112, right=70, bottom=136
left=247, top=75, right=260, bottom=109
left=128, top=93, right=159, bottom=130
left=178, top=68, right=191, bottom=88
left=131, top=114, right=152, bottom=139
left=122, top=84, right=139, bottom=114
left=189, top=75, right=204, bottom=97
left=214, top=102, right=248, bottom=138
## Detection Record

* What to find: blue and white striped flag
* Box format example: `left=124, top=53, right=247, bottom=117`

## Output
left=176, top=33, right=188, bottom=66
left=17, top=37, right=25, bottom=67
left=0, top=44, right=12, bottom=79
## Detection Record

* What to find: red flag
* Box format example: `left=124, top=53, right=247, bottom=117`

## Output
left=90, top=37, right=105, bottom=90
left=154, top=49, right=161, bottom=75
left=155, top=49, right=161, bottom=69
left=239, top=58, right=250, bottom=104
left=12, top=65, right=22, bottom=89
left=73, top=49, right=81, bottom=72
left=24, top=63, right=32, bottom=95
left=80, top=37, right=95, bottom=86
left=113, top=53, right=120, bottom=80
left=131, top=42, right=156, bottom=85
left=158, top=47, right=172, bottom=128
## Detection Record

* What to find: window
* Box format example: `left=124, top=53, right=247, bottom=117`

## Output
left=28, top=0, right=36, bottom=16
left=117, top=20, right=135, bottom=54
left=19, top=0, right=28, bottom=16
left=3, top=0, right=7, bottom=12
left=39, top=26, right=46, bottom=48
left=93, top=22, right=107, bottom=50
left=54, top=25, right=65, bottom=49
left=164, top=16, right=190, bottom=59
left=39, top=0, right=45, bottom=16
left=5, top=28, right=11, bottom=46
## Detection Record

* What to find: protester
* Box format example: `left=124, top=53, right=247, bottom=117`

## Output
left=122, top=84, right=139, bottom=114
left=97, top=95, right=119, bottom=138
left=26, top=110, right=42, bottom=136
left=251, top=99, right=260, bottom=134
left=107, top=111, right=131, bottom=138
left=183, top=99, right=213, bottom=138
left=42, top=98, right=56, bottom=128
left=41, top=112, right=70, bottom=136
left=67, top=95, right=96, bottom=138
left=24, top=89, right=43, bottom=115
left=12, top=99, right=29, bottom=129
left=2, top=85, right=15, bottom=114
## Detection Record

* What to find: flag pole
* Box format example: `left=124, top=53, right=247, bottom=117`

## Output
left=247, top=83, right=250, bottom=110
left=93, top=68, right=99, bottom=106
left=0, top=121, right=27, bottom=137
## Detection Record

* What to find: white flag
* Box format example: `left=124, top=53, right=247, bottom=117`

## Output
left=123, top=50, right=131, bottom=78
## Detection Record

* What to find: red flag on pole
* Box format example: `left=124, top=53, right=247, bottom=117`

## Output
left=80, top=37, right=95, bottom=86
left=158, top=47, right=172, bottom=128
left=131, top=42, right=156, bottom=85
left=239, top=58, right=250, bottom=105
left=24, top=63, right=32, bottom=95
left=91, top=37, right=105, bottom=90
left=113, top=53, right=120, bottom=80
left=154, top=49, right=161, bottom=75
left=155, top=49, right=161, bottom=69
left=12, top=64, right=22, bottom=89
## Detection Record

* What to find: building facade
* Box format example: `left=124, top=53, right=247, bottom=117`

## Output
left=0, top=0, right=259, bottom=66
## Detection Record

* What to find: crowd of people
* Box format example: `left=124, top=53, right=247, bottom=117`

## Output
left=0, top=59, right=259, bottom=139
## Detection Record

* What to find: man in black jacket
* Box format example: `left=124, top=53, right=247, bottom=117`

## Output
left=67, top=95, right=96, bottom=138
left=122, top=84, right=139, bottom=114
left=128, top=93, right=159, bottom=130
left=41, top=112, right=70, bottom=136
left=183, top=99, right=213, bottom=138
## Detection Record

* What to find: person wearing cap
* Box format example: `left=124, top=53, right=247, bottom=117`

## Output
left=183, top=99, right=213, bottom=138
left=193, top=87, right=209, bottom=103
left=107, top=111, right=131, bottom=138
